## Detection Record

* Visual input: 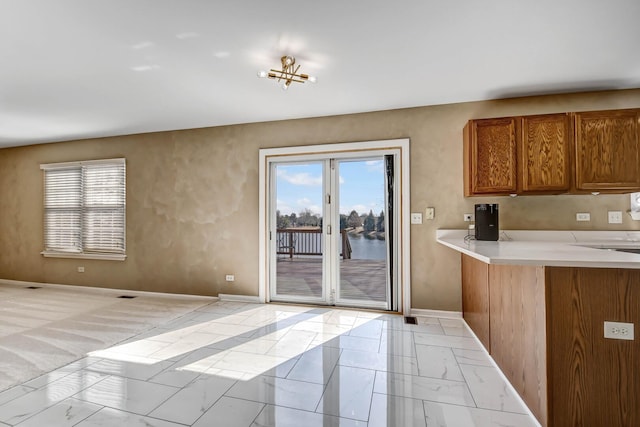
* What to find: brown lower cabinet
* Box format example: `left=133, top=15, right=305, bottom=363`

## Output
left=461, top=254, right=640, bottom=427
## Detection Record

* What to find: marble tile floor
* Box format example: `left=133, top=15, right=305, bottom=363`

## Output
left=0, top=296, right=541, bottom=427
left=0, top=282, right=213, bottom=391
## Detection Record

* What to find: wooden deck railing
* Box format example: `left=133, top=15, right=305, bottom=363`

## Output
left=276, top=228, right=352, bottom=259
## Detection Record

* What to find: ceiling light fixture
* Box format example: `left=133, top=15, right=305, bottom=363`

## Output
left=257, top=55, right=317, bottom=90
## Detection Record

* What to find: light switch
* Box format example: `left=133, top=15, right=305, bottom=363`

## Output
left=425, top=207, right=435, bottom=220
left=410, top=213, right=423, bottom=224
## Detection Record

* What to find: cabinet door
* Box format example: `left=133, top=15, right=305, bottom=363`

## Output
left=464, top=118, right=517, bottom=196
left=461, top=254, right=490, bottom=351
left=520, top=113, right=571, bottom=193
left=575, top=109, right=640, bottom=191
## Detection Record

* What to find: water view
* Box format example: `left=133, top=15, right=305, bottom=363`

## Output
left=347, top=234, right=387, bottom=260
left=275, top=227, right=386, bottom=261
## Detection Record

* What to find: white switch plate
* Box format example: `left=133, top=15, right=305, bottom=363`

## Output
left=225, top=275, right=235, bottom=282
left=77, top=266, right=85, bottom=273
left=608, top=211, right=623, bottom=224
left=410, top=213, right=423, bottom=224
left=425, top=207, right=435, bottom=220
left=576, top=213, right=591, bottom=221
left=604, top=321, right=634, bottom=340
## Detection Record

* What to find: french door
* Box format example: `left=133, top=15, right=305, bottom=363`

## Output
left=267, top=151, right=399, bottom=311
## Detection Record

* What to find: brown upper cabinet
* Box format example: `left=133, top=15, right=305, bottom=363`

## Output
left=464, top=108, right=640, bottom=196
left=520, top=114, right=572, bottom=193
left=574, top=109, right=640, bottom=192
left=464, top=113, right=571, bottom=196
left=464, top=117, right=517, bottom=196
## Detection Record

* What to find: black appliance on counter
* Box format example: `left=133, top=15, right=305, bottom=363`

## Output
left=475, top=204, right=499, bottom=241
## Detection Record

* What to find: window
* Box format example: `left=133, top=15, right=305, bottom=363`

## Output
left=41, top=159, right=126, bottom=260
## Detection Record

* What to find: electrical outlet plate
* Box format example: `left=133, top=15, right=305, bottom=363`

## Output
left=463, top=213, right=473, bottom=222
left=604, top=321, right=634, bottom=340
left=77, top=266, right=85, bottom=273
left=576, top=212, right=590, bottom=221
left=225, top=275, right=235, bottom=282
left=608, top=211, right=623, bottom=224
left=410, top=213, right=422, bottom=224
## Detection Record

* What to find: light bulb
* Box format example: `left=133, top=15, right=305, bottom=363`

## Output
left=308, top=76, right=317, bottom=83
left=282, top=81, right=290, bottom=90
left=257, top=70, right=268, bottom=78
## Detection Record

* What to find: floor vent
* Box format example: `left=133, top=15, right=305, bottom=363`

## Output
left=117, top=295, right=137, bottom=299
left=26, top=286, right=42, bottom=289
left=404, top=316, right=418, bottom=325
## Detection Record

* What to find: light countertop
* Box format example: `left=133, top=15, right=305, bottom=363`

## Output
left=436, top=229, right=640, bottom=269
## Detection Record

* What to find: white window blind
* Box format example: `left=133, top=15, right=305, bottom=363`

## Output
left=41, top=159, right=126, bottom=259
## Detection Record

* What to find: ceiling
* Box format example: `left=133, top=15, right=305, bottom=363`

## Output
left=1, top=0, right=639, bottom=148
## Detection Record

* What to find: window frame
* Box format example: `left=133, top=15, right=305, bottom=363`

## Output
left=40, top=158, right=127, bottom=261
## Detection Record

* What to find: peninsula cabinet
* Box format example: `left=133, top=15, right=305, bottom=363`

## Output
left=461, top=254, right=640, bottom=427
left=574, top=108, right=640, bottom=192
left=461, top=255, right=490, bottom=350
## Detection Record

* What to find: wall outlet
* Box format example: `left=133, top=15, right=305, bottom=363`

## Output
left=225, top=274, right=235, bottom=282
left=604, top=321, right=634, bottom=340
left=576, top=212, right=591, bottom=221
left=463, top=213, right=474, bottom=222
left=77, top=266, right=85, bottom=273
left=608, top=211, right=623, bottom=224
left=410, top=213, right=423, bottom=224
left=425, top=207, right=435, bottom=220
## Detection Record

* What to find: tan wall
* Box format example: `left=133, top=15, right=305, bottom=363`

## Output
left=1, top=89, right=639, bottom=311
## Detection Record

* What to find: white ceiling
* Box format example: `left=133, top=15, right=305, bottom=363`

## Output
left=1, top=0, right=639, bottom=148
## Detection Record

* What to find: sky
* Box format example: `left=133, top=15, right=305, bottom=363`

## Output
left=275, top=158, right=385, bottom=217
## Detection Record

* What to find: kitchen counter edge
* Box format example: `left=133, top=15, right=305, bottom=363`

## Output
left=436, top=229, right=640, bottom=269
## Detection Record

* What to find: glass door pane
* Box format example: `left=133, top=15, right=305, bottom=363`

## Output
left=271, top=161, right=326, bottom=303
left=336, top=158, right=389, bottom=309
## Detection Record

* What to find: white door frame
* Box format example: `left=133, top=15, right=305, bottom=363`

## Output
left=258, top=138, right=411, bottom=314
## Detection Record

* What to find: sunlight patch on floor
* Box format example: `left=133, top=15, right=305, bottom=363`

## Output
left=89, top=305, right=380, bottom=380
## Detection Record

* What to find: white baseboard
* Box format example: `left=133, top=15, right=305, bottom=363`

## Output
left=0, top=278, right=218, bottom=302
left=410, top=308, right=463, bottom=319
left=218, top=293, right=261, bottom=303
